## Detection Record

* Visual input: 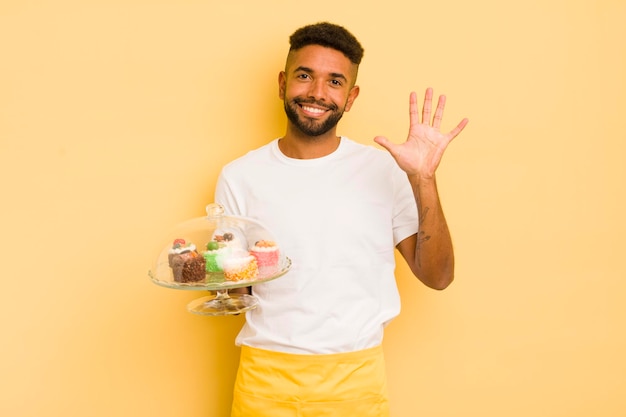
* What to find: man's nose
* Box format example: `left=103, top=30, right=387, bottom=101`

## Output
left=307, top=79, right=325, bottom=100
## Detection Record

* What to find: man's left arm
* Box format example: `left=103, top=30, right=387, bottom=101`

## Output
left=396, top=175, right=454, bottom=289
left=375, top=88, right=468, bottom=289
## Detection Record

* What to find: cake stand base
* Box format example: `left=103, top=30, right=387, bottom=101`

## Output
left=187, top=291, right=258, bottom=316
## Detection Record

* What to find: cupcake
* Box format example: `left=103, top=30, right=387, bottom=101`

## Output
left=249, top=240, right=280, bottom=276
left=168, top=239, right=206, bottom=283
left=213, top=231, right=245, bottom=250
left=202, top=240, right=231, bottom=273
left=222, top=250, right=258, bottom=281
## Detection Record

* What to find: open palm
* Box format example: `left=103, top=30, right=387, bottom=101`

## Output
left=374, top=88, right=468, bottom=179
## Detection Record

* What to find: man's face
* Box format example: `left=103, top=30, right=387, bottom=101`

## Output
left=279, top=45, right=360, bottom=137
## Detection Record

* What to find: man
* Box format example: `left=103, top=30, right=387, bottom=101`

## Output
left=215, top=22, right=468, bottom=417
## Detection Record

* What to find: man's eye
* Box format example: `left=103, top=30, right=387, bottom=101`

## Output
left=298, top=74, right=310, bottom=79
left=331, top=79, right=342, bottom=86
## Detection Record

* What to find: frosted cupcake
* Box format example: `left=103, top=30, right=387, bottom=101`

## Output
left=213, top=231, right=245, bottom=250
left=202, top=240, right=231, bottom=272
left=168, top=239, right=206, bottom=283
left=249, top=240, right=280, bottom=276
left=222, top=250, right=258, bottom=281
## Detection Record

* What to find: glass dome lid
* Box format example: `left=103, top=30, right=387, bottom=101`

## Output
left=149, top=203, right=291, bottom=292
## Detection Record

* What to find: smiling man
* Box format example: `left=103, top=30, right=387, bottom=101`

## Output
left=215, top=22, right=468, bottom=417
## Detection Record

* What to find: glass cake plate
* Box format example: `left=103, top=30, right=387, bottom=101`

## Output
left=149, top=203, right=291, bottom=316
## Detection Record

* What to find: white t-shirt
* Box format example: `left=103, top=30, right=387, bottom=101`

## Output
left=215, top=137, right=418, bottom=354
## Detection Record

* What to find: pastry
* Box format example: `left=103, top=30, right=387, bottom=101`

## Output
left=203, top=240, right=231, bottom=272
left=250, top=240, right=280, bottom=275
left=168, top=239, right=206, bottom=283
left=222, top=250, right=258, bottom=281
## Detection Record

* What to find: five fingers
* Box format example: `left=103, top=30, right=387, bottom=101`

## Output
left=411, top=88, right=468, bottom=138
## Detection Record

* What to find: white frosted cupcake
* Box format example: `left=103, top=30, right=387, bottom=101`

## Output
left=222, top=250, right=258, bottom=281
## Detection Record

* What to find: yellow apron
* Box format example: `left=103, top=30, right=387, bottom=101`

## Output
left=231, top=345, right=390, bottom=417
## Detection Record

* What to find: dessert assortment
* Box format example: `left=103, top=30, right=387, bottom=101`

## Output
left=167, top=231, right=280, bottom=284
left=150, top=204, right=291, bottom=315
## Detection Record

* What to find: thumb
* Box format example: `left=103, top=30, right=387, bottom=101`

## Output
left=373, top=135, right=394, bottom=153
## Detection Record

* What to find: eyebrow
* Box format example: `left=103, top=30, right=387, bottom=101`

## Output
left=294, top=66, right=348, bottom=83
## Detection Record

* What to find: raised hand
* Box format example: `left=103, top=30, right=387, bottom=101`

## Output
left=374, top=88, right=468, bottom=179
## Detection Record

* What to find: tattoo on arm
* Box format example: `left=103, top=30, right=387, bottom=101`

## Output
left=416, top=207, right=431, bottom=268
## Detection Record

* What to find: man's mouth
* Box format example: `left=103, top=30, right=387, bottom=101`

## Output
left=300, top=105, right=327, bottom=115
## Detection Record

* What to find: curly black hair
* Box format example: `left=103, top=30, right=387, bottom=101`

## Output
left=289, top=22, right=364, bottom=65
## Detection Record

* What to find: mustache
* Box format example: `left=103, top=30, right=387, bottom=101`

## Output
left=293, top=98, right=338, bottom=111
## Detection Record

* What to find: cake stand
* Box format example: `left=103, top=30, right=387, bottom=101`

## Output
left=149, top=257, right=291, bottom=315
left=149, top=204, right=291, bottom=316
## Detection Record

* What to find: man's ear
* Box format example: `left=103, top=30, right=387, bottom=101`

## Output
left=278, top=71, right=286, bottom=100
left=344, top=85, right=360, bottom=112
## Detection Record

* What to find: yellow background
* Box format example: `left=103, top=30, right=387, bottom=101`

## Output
left=1, top=1, right=624, bottom=416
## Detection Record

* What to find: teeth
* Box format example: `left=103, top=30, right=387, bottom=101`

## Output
left=302, top=105, right=325, bottom=114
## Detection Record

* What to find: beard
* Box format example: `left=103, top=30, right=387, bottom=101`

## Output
left=283, top=98, right=345, bottom=137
